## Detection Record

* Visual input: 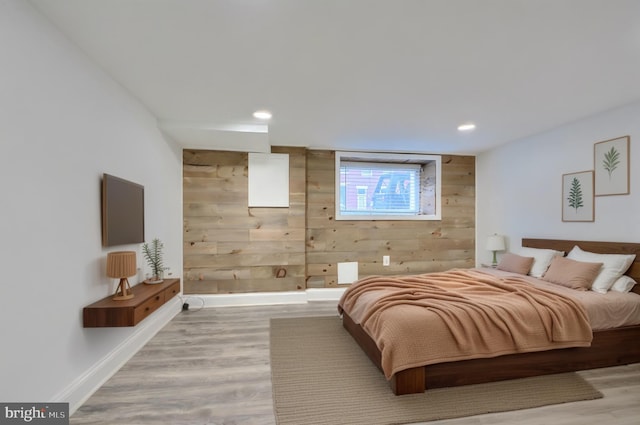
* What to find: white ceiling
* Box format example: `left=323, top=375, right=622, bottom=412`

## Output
left=29, top=0, right=640, bottom=155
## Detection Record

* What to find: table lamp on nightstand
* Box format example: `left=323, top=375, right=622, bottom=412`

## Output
left=486, top=234, right=506, bottom=267
left=107, top=251, right=136, bottom=301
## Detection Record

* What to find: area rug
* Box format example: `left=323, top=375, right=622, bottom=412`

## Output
left=270, top=316, right=602, bottom=425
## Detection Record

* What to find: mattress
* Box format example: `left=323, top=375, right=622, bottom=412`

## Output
left=480, top=267, right=640, bottom=330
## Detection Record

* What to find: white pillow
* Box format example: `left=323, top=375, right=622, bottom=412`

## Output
left=566, top=246, right=636, bottom=294
left=610, top=275, right=637, bottom=293
left=516, top=247, right=564, bottom=278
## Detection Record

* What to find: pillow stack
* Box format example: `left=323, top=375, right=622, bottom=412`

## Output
left=565, top=246, right=636, bottom=293
left=501, top=245, right=637, bottom=293
left=515, top=247, right=564, bottom=278
left=541, top=256, right=602, bottom=291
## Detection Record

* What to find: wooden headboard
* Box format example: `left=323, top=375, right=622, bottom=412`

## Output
left=522, top=238, right=640, bottom=294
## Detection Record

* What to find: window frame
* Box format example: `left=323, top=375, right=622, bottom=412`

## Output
left=334, top=151, right=442, bottom=221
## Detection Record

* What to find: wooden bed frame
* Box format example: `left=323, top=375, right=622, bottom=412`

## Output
left=342, top=239, right=640, bottom=395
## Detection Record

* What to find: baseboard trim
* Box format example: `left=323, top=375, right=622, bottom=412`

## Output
left=306, top=287, right=348, bottom=301
left=182, top=287, right=347, bottom=308
left=55, top=298, right=182, bottom=415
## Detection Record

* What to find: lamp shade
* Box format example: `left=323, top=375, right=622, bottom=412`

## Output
left=106, top=251, right=137, bottom=278
left=486, top=234, right=506, bottom=252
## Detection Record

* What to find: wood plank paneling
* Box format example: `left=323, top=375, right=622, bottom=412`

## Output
left=305, top=151, right=475, bottom=287
left=183, top=148, right=475, bottom=293
left=183, top=148, right=306, bottom=294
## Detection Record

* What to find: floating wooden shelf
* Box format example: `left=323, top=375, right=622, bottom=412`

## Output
left=83, top=278, right=181, bottom=327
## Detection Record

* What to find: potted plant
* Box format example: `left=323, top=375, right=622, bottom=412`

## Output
left=142, top=238, right=165, bottom=284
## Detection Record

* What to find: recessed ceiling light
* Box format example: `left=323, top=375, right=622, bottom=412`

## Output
left=457, top=123, right=476, bottom=132
left=253, top=110, right=272, bottom=120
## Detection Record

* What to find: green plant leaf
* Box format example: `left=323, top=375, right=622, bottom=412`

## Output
left=602, top=146, right=620, bottom=178
left=142, top=238, right=164, bottom=277
left=567, top=177, right=583, bottom=212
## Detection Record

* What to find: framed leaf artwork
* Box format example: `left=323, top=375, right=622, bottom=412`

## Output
left=594, top=135, right=630, bottom=196
left=562, top=171, right=594, bottom=222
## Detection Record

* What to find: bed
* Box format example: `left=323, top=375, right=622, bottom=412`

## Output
left=339, top=239, right=640, bottom=395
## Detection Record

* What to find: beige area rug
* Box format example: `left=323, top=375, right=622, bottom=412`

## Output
left=270, top=316, right=603, bottom=425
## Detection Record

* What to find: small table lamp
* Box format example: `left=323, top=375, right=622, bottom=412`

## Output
left=486, top=234, right=506, bottom=267
left=107, top=251, right=137, bottom=301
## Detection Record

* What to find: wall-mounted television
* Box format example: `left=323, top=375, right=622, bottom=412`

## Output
left=101, top=173, right=145, bottom=247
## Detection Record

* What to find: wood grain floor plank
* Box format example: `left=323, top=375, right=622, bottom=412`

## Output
left=71, top=302, right=640, bottom=424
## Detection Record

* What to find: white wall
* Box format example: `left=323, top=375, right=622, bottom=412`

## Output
left=0, top=0, right=182, bottom=410
left=477, top=101, right=640, bottom=264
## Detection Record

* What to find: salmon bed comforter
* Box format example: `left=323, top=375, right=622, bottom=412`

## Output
left=338, top=269, right=592, bottom=380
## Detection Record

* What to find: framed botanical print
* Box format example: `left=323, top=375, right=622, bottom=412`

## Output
left=562, top=170, right=594, bottom=222
left=594, top=136, right=630, bottom=196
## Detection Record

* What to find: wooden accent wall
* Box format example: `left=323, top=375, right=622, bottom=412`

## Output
left=183, top=148, right=475, bottom=293
left=306, top=151, right=475, bottom=287
left=183, top=147, right=307, bottom=294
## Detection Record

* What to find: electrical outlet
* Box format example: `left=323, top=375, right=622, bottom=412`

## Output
left=383, top=255, right=390, bottom=266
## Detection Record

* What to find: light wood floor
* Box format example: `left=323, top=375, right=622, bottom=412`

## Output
left=71, top=301, right=640, bottom=425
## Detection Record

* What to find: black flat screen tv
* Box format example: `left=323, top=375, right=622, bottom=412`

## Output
left=101, top=173, right=145, bottom=247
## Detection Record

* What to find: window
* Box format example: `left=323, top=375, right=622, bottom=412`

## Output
left=335, top=151, right=441, bottom=220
